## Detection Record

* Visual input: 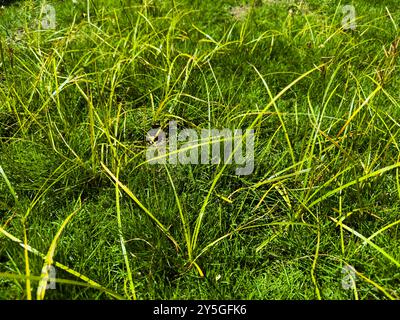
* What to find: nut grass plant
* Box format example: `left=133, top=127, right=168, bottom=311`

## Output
left=0, top=0, right=400, bottom=299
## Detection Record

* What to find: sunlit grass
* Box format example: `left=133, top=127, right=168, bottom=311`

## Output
left=0, top=0, right=399, bottom=299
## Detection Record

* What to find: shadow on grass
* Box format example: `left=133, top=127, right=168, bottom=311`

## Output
left=0, top=0, right=20, bottom=6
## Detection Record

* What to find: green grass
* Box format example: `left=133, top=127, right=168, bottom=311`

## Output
left=0, top=0, right=400, bottom=300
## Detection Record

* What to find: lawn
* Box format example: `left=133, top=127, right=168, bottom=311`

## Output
left=0, top=0, right=399, bottom=300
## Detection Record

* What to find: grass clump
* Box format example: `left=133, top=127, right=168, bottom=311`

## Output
left=0, top=0, right=399, bottom=300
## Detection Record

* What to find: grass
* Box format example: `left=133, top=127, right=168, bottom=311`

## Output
left=0, top=0, right=399, bottom=300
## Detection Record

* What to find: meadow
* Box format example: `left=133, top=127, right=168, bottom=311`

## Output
left=0, top=0, right=399, bottom=300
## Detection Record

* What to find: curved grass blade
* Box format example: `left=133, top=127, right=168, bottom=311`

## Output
left=0, top=225, right=123, bottom=300
left=101, top=162, right=179, bottom=250
left=330, top=217, right=400, bottom=268
left=37, top=205, right=80, bottom=300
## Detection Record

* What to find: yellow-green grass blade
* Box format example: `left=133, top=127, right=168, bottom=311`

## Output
left=164, top=165, right=192, bottom=260
left=0, top=272, right=123, bottom=297
left=101, top=162, right=179, bottom=250
left=0, top=165, right=18, bottom=204
left=331, top=217, right=400, bottom=268
left=309, top=162, right=400, bottom=208
left=115, top=167, right=137, bottom=300
left=0, top=225, right=123, bottom=300
left=37, top=205, right=80, bottom=300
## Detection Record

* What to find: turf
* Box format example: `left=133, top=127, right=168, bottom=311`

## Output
left=0, top=0, right=399, bottom=300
